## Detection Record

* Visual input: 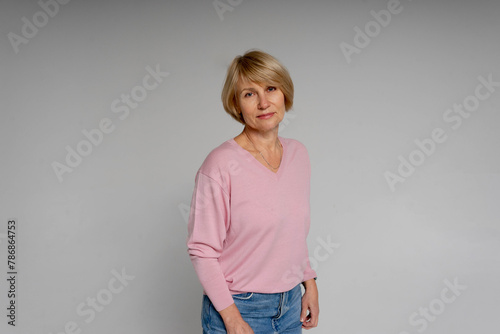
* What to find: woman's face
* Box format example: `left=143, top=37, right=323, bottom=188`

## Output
left=236, top=77, right=285, bottom=133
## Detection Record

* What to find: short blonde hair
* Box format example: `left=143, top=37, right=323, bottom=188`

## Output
left=221, top=50, right=294, bottom=124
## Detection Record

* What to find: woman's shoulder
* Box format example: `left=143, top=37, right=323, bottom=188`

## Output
left=203, top=139, right=237, bottom=163
left=198, top=139, right=241, bottom=177
left=280, top=137, right=309, bottom=154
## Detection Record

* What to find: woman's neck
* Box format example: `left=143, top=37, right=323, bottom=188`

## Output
left=242, top=126, right=280, bottom=152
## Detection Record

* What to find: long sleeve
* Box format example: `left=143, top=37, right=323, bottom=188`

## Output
left=301, top=150, right=317, bottom=283
left=187, top=171, right=234, bottom=311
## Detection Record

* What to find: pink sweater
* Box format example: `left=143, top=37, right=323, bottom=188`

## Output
left=187, top=137, right=317, bottom=311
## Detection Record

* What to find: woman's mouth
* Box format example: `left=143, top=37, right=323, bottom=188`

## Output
left=257, top=112, right=275, bottom=120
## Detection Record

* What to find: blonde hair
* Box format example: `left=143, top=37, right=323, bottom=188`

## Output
left=221, top=50, right=294, bottom=124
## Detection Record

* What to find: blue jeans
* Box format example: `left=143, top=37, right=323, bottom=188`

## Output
left=202, top=284, right=303, bottom=333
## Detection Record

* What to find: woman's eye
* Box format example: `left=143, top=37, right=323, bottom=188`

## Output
left=268, top=87, right=276, bottom=92
left=244, top=92, right=253, bottom=97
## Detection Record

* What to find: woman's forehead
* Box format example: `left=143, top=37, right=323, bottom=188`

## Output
left=237, top=77, right=268, bottom=89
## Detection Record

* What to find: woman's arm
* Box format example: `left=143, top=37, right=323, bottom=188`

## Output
left=187, top=172, right=234, bottom=311
left=301, top=278, right=319, bottom=329
left=219, top=303, right=255, bottom=334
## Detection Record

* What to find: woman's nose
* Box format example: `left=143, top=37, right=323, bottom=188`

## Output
left=258, top=95, right=270, bottom=109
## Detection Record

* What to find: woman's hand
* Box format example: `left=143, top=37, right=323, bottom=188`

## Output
left=219, top=303, right=255, bottom=334
left=301, top=279, right=319, bottom=330
left=225, top=320, right=254, bottom=334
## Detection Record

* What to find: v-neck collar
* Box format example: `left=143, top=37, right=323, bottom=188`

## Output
left=230, top=137, right=286, bottom=179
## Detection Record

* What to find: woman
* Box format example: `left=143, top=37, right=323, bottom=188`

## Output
left=187, top=50, right=319, bottom=333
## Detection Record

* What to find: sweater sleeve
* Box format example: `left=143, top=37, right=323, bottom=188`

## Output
left=186, top=171, right=234, bottom=311
left=302, top=254, right=318, bottom=282
left=301, top=143, right=317, bottom=283
left=299, top=213, right=318, bottom=283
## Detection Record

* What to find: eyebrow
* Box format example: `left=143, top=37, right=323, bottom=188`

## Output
left=239, top=87, right=256, bottom=94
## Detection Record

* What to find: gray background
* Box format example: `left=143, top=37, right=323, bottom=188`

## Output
left=1, top=0, right=499, bottom=333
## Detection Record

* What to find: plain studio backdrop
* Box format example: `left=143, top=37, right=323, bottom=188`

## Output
left=1, top=0, right=499, bottom=333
